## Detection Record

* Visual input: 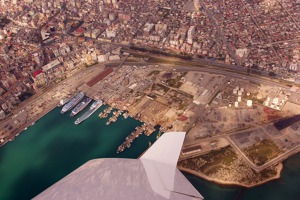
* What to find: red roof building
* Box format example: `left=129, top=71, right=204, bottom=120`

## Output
left=33, top=70, right=43, bottom=78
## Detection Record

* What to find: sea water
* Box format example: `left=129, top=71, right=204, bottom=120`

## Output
left=0, top=106, right=300, bottom=200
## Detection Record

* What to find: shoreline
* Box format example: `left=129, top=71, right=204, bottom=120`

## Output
left=0, top=103, right=58, bottom=148
left=0, top=64, right=100, bottom=148
left=178, top=163, right=283, bottom=188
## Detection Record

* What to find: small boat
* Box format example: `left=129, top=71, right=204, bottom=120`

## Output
left=123, top=112, right=129, bottom=119
left=156, top=131, right=161, bottom=140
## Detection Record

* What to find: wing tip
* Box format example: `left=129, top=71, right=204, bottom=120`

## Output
left=140, top=132, right=186, bottom=166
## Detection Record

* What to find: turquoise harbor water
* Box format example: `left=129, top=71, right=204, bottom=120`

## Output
left=0, top=106, right=300, bottom=200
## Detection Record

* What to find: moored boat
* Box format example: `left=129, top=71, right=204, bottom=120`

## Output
left=61, top=92, right=85, bottom=114
left=58, top=97, right=72, bottom=107
left=70, top=97, right=92, bottom=117
left=75, top=100, right=103, bottom=125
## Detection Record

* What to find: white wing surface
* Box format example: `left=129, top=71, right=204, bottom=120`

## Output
left=34, top=132, right=203, bottom=200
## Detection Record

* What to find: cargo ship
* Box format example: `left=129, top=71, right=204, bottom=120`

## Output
left=70, top=97, right=92, bottom=117
left=75, top=100, right=103, bottom=125
left=61, top=92, right=85, bottom=114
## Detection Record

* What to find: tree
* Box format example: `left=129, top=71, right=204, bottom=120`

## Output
left=268, top=72, right=276, bottom=77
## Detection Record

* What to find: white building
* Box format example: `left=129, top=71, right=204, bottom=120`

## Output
left=109, top=55, right=120, bottom=61
left=42, top=59, right=61, bottom=72
left=0, top=109, right=5, bottom=119
left=92, top=29, right=101, bottom=38
left=289, top=63, right=298, bottom=72
left=98, top=54, right=109, bottom=62
left=106, top=30, right=116, bottom=38
left=66, top=61, right=75, bottom=70
left=236, top=48, right=249, bottom=59
left=194, top=0, right=201, bottom=11
left=187, top=26, right=195, bottom=44
left=143, top=23, right=154, bottom=35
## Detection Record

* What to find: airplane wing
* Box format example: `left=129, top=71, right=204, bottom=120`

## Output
left=34, top=132, right=203, bottom=200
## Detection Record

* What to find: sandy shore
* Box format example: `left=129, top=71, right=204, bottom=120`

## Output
left=178, top=163, right=283, bottom=188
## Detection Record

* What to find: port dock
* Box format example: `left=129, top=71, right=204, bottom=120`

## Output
left=117, top=123, right=155, bottom=153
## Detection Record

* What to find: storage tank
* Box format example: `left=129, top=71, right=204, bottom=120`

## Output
left=235, top=101, right=239, bottom=107
left=247, top=100, right=253, bottom=107
left=257, top=93, right=263, bottom=99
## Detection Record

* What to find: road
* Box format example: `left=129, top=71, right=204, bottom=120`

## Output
left=240, top=0, right=283, bottom=65
left=198, top=0, right=241, bottom=66
left=123, top=49, right=298, bottom=89
left=123, top=51, right=299, bottom=96
left=173, top=65, right=290, bottom=90
left=227, top=135, right=300, bottom=172
left=0, top=64, right=104, bottom=147
left=182, top=120, right=300, bottom=173
left=226, top=135, right=261, bottom=172
left=257, top=145, right=300, bottom=170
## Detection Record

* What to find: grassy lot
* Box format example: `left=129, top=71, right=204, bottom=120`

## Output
left=125, top=57, right=139, bottom=62
left=178, top=146, right=280, bottom=185
left=244, top=139, right=283, bottom=166
left=164, top=72, right=187, bottom=88
left=147, top=70, right=160, bottom=77
left=152, top=83, right=170, bottom=95
left=199, top=147, right=237, bottom=175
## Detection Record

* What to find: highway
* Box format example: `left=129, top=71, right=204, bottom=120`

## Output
left=123, top=49, right=300, bottom=94
left=125, top=52, right=299, bottom=96
left=63, top=29, right=298, bottom=94
left=173, top=65, right=291, bottom=90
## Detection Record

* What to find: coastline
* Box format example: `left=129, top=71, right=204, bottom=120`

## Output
left=0, top=65, right=97, bottom=148
left=0, top=97, right=161, bottom=200
left=178, top=163, right=283, bottom=188
left=0, top=103, right=58, bottom=148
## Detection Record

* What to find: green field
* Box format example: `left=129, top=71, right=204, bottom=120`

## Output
left=199, top=147, right=237, bottom=174
left=152, top=83, right=170, bottom=94
left=244, top=139, right=283, bottom=166
left=178, top=147, right=238, bottom=175
left=164, top=72, right=187, bottom=88
left=147, top=70, right=160, bottom=77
